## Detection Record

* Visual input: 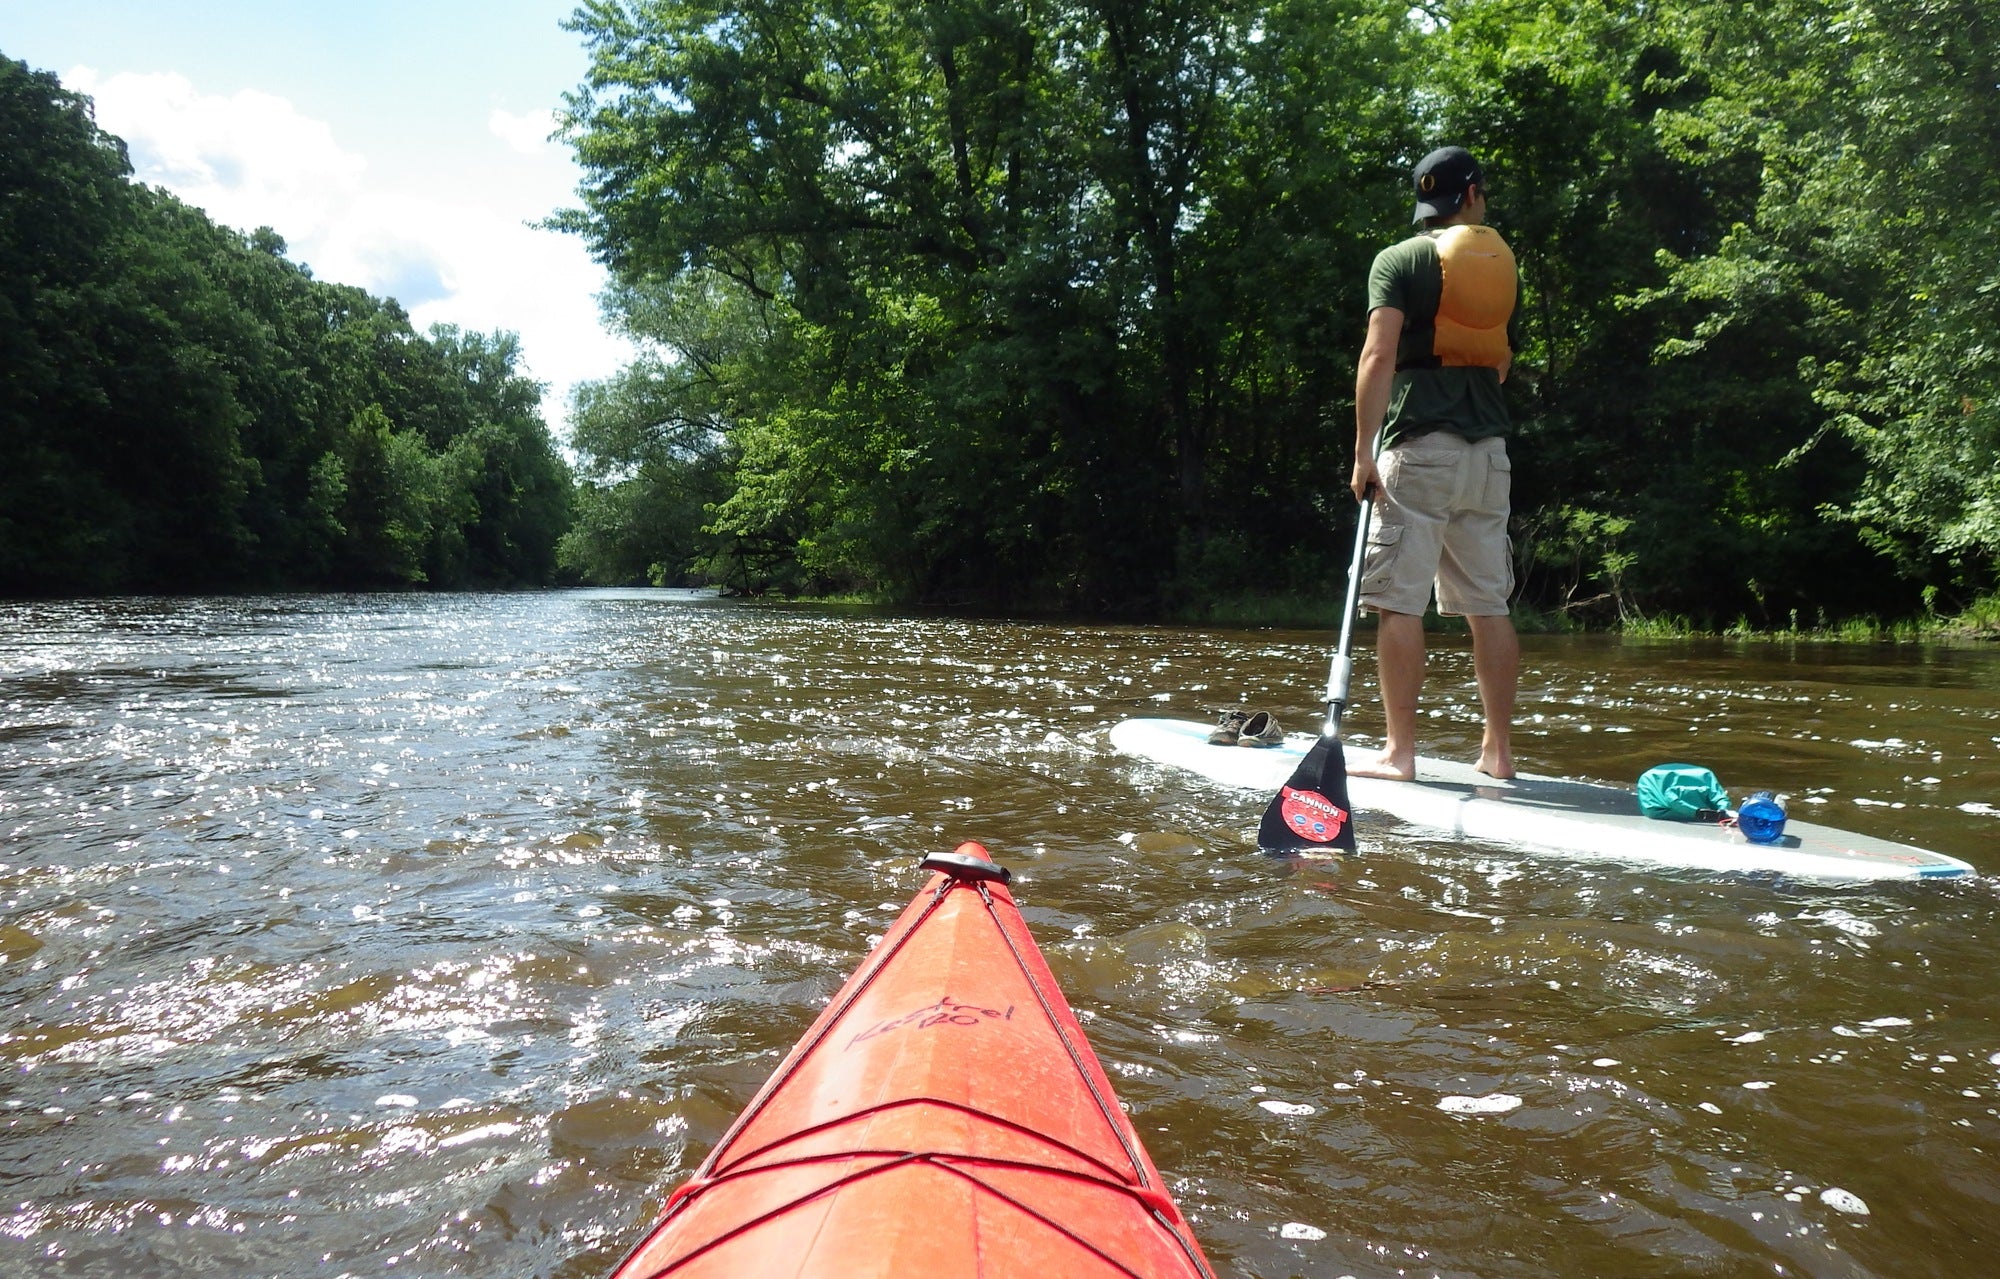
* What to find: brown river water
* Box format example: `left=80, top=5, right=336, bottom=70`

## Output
left=2, top=590, right=1997, bottom=1278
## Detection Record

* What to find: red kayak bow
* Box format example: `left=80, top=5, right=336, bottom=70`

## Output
left=609, top=842, right=1215, bottom=1279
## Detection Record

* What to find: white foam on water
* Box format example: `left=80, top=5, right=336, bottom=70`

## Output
left=1820, top=1187, right=1870, bottom=1215
left=1439, top=1093, right=1522, bottom=1115
left=1803, top=910, right=1880, bottom=939
left=1257, top=1099, right=1316, bottom=1116
left=1279, top=1223, right=1328, bottom=1241
left=438, top=1121, right=521, bottom=1149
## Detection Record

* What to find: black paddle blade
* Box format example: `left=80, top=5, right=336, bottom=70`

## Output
left=1257, top=735, right=1358, bottom=855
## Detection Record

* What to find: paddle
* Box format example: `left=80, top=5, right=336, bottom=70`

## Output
left=1256, top=492, right=1373, bottom=854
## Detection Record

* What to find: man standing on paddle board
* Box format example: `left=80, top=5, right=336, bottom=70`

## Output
left=1348, top=145, right=1519, bottom=782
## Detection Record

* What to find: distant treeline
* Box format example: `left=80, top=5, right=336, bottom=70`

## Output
left=552, top=0, right=1998, bottom=626
left=1, top=56, right=571, bottom=596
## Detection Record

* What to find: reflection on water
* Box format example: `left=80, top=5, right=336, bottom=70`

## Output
left=1, top=591, right=1996, bottom=1277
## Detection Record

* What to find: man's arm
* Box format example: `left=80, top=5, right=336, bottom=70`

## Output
left=1352, top=305, right=1402, bottom=500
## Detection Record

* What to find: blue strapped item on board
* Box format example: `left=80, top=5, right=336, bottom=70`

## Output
left=1637, top=764, right=1731, bottom=823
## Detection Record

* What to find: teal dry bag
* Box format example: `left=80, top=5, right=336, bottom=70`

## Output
left=1637, top=764, right=1731, bottom=822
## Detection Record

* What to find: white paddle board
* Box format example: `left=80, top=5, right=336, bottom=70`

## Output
left=1109, top=717, right=1975, bottom=882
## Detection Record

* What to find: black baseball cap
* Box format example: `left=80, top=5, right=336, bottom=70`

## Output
left=1411, top=146, right=1484, bottom=223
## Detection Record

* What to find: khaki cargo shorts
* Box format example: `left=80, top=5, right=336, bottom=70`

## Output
left=1358, top=433, right=1513, bottom=617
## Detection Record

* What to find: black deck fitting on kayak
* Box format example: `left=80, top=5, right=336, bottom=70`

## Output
left=920, top=850, right=1012, bottom=884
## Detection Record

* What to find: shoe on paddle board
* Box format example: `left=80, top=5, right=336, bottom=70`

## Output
left=1207, top=707, right=1250, bottom=745
left=1237, top=711, right=1284, bottom=747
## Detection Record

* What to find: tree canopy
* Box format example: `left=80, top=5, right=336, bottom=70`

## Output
left=553, top=0, right=1999, bottom=624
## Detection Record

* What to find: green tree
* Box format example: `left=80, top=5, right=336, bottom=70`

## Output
left=556, top=0, right=1418, bottom=605
left=0, top=57, right=139, bottom=591
left=1648, top=0, right=2000, bottom=600
left=559, top=325, right=737, bottom=585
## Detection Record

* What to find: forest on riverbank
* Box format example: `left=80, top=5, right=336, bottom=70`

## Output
left=6, top=0, right=1997, bottom=631
left=1, top=57, right=572, bottom=595
left=552, top=0, right=1997, bottom=629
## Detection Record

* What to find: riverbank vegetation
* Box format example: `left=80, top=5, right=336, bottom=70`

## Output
left=6, top=1, right=1995, bottom=634
left=1, top=57, right=572, bottom=594
left=552, top=0, right=1997, bottom=630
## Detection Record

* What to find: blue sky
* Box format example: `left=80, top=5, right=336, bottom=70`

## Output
left=3, top=0, right=632, bottom=431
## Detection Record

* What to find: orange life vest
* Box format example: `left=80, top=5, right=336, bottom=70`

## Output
left=1430, top=224, right=1515, bottom=370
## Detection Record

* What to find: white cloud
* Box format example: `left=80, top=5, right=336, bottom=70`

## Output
left=68, top=66, right=628, bottom=435
left=489, top=106, right=557, bottom=156
left=70, top=68, right=365, bottom=246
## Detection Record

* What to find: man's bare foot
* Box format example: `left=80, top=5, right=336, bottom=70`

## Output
left=1347, top=751, right=1415, bottom=782
left=1475, top=750, right=1515, bottom=781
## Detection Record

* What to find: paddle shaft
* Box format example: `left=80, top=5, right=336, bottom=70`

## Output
left=1322, top=493, right=1374, bottom=738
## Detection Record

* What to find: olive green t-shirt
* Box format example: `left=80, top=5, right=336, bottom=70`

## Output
left=1366, top=233, right=1512, bottom=450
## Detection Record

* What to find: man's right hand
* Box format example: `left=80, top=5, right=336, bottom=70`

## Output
left=1350, top=458, right=1381, bottom=504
